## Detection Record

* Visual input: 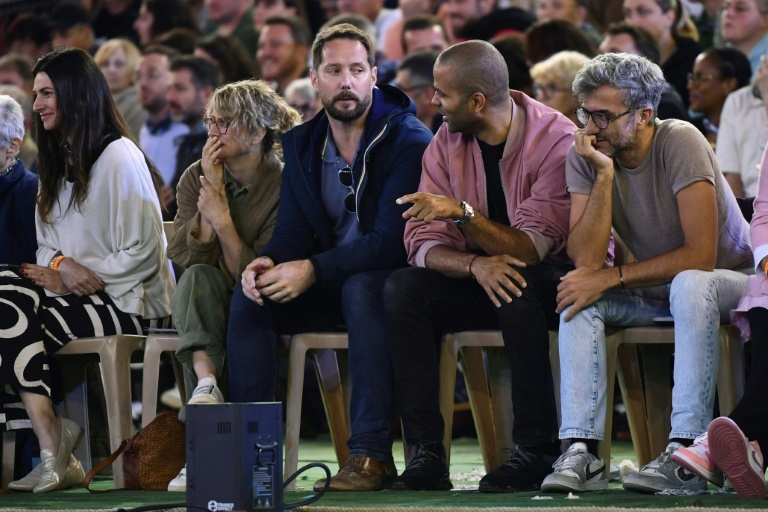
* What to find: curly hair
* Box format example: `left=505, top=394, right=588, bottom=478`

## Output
left=572, top=52, right=665, bottom=123
left=206, top=79, right=301, bottom=159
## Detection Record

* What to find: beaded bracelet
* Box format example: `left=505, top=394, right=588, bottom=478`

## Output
left=52, top=255, right=66, bottom=271
left=618, top=265, right=625, bottom=289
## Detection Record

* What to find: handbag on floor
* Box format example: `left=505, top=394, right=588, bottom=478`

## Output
left=83, top=411, right=186, bottom=492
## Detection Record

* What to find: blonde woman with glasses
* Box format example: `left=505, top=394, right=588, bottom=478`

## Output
left=164, top=79, right=300, bottom=493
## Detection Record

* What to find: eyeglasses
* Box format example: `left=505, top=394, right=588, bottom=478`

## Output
left=575, top=107, right=638, bottom=129
left=204, top=116, right=230, bottom=134
left=532, top=83, right=570, bottom=98
left=687, top=72, right=720, bottom=86
left=338, top=166, right=356, bottom=213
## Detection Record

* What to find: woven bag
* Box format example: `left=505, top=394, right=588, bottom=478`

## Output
left=84, top=411, right=186, bottom=491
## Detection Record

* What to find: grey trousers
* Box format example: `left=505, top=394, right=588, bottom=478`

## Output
left=171, top=264, right=232, bottom=401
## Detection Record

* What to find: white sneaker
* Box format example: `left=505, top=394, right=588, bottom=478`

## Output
left=623, top=442, right=708, bottom=494
left=168, top=465, right=186, bottom=492
left=671, top=432, right=723, bottom=486
left=188, top=377, right=224, bottom=405
left=540, top=442, right=608, bottom=492
left=161, top=384, right=183, bottom=409
left=708, top=417, right=767, bottom=499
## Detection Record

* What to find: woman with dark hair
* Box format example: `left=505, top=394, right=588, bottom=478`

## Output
left=2, top=47, right=173, bottom=493
left=688, top=47, right=752, bottom=149
left=133, top=0, right=200, bottom=48
left=524, top=19, right=597, bottom=66
left=194, top=35, right=259, bottom=84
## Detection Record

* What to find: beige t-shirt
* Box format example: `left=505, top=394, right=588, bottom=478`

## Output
left=566, top=119, right=752, bottom=271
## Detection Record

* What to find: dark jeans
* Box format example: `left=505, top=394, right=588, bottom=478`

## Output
left=226, top=269, right=395, bottom=463
left=730, top=307, right=768, bottom=469
left=384, top=263, right=569, bottom=448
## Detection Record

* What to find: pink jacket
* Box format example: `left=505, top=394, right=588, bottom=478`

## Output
left=404, top=91, right=575, bottom=267
left=732, top=144, right=768, bottom=338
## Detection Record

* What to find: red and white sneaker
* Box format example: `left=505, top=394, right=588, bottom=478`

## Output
left=671, top=432, right=723, bottom=486
left=708, top=417, right=767, bottom=499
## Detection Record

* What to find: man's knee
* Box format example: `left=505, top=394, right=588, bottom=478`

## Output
left=670, top=269, right=715, bottom=306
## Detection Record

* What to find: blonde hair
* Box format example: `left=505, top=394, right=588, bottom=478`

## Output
left=93, top=38, right=141, bottom=86
left=206, top=79, right=301, bottom=158
left=530, top=51, right=590, bottom=89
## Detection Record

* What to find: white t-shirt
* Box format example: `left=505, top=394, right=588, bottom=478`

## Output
left=716, top=85, right=768, bottom=198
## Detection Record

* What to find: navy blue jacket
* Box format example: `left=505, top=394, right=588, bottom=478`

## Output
left=261, top=84, right=433, bottom=286
left=0, top=160, right=38, bottom=265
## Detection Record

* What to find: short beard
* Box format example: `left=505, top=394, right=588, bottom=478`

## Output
left=607, top=123, right=635, bottom=157
left=323, top=90, right=372, bottom=122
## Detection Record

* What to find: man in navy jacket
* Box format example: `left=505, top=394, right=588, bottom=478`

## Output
left=226, top=24, right=433, bottom=491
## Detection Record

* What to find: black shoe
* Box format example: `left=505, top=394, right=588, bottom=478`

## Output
left=479, top=446, right=559, bottom=493
left=390, top=445, right=453, bottom=491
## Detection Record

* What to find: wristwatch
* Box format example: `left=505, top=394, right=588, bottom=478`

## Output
left=454, top=201, right=475, bottom=226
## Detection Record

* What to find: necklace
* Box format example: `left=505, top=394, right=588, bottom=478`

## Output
left=0, top=158, right=18, bottom=178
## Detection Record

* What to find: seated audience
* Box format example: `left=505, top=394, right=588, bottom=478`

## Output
left=48, top=4, right=102, bottom=55
left=337, top=0, right=403, bottom=59
left=6, top=14, right=52, bottom=61
left=136, top=45, right=189, bottom=205
left=133, top=0, right=200, bottom=48
left=687, top=47, right=751, bottom=149
left=386, top=40, right=576, bottom=492
left=525, top=19, right=597, bottom=66
left=204, top=0, right=259, bottom=58
left=153, top=28, right=202, bottom=55
left=0, top=85, right=39, bottom=171
left=623, top=0, right=701, bottom=107
left=91, top=0, right=141, bottom=45
left=164, top=56, right=221, bottom=219
left=673, top=143, right=768, bottom=501
left=492, top=34, right=533, bottom=96
left=599, top=22, right=689, bottom=120
left=165, top=79, right=300, bottom=492
left=285, top=77, right=322, bottom=122
left=0, top=53, right=34, bottom=99
left=536, top=0, right=603, bottom=45
left=195, top=35, right=259, bottom=84
left=395, top=51, right=442, bottom=132
left=3, top=47, right=173, bottom=493
left=226, top=24, right=432, bottom=493
left=717, top=56, right=768, bottom=198
left=530, top=50, right=590, bottom=125
left=720, top=0, right=768, bottom=73
left=257, top=16, right=312, bottom=95
left=442, top=0, right=495, bottom=41
left=253, top=0, right=310, bottom=31
left=0, top=95, right=37, bottom=266
left=540, top=52, right=752, bottom=494
left=94, top=38, right=146, bottom=139
left=401, top=15, right=450, bottom=56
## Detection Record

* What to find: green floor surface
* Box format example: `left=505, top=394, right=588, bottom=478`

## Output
left=2, top=437, right=765, bottom=510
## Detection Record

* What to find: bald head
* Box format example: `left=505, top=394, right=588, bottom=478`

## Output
left=436, top=40, right=509, bottom=105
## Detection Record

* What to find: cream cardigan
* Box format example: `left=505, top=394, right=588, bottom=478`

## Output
left=36, top=137, right=174, bottom=319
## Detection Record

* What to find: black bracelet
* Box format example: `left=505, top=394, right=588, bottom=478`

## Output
left=618, top=265, right=625, bottom=289
left=468, top=255, right=480, bottom=279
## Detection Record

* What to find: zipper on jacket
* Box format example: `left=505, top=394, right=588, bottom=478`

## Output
left=356, top=123, right=388, bottom=221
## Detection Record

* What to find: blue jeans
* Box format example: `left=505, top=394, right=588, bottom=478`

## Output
left=226, top=270, right=394, bottom=463
left=558, top=269, right=749, bottom=441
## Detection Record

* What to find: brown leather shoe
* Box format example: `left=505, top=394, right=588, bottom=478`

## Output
left=313, top=455, right=397, bottom=492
